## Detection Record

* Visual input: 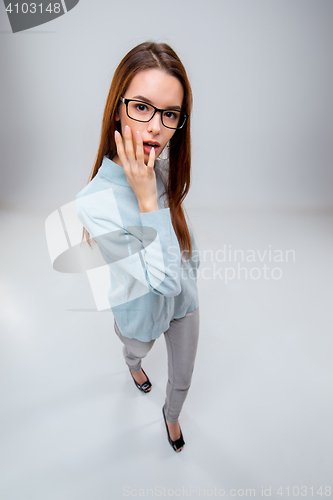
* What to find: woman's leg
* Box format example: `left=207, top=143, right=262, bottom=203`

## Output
left=163, top=307, right=200, bottom=424
left=114, top=318, right=155, bottom=377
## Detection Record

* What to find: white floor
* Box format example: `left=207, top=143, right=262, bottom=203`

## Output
left=0, top=207, right=332, bottom=500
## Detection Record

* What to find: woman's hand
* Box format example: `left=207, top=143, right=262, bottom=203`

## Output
left=114, top=126, right=158, bottom=212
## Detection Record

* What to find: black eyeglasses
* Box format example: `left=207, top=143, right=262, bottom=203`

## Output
left=120, top=97, right=188, bottom=130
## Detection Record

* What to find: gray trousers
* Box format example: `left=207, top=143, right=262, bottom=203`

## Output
left=113, top=307, right=200, bottom=424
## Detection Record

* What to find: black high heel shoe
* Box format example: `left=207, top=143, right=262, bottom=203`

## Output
left=162, top=405, right=185, bottom=452
left=129, top=367, right=152, bottom=393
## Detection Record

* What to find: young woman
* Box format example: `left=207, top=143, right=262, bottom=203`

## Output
left=76, top=41, right=200, bottom=453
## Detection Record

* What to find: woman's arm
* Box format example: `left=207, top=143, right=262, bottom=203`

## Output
left=76, top=188, right=182, bottom=298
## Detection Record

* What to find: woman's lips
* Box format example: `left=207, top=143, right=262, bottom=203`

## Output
left=143, top=142, right=160, bottom=154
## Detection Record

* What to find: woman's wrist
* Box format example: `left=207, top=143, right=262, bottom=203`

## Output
left=138, top=199, right=159, bottom=213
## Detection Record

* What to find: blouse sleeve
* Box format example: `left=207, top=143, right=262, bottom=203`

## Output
left=75, top=187, right=182, bottom=298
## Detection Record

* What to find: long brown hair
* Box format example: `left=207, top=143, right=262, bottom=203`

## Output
left=82, top=41, right=193, bottom=259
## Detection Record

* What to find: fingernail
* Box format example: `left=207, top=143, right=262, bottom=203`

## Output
left=125, top=125, right=130, bottom=133
left=136, top=131, right=140, bottom=139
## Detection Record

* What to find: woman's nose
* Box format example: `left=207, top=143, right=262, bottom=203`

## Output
left=147, top=112, right=162, bottom=134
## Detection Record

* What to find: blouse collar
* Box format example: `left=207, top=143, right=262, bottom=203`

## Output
left=98, top=155, right=163, bottom=189
left=98, top=156, right=130, bottom=187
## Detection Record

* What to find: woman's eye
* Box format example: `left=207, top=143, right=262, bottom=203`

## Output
left=164, top=111, right=178, bottom=120
left=135, top=103, right=148, bottom=112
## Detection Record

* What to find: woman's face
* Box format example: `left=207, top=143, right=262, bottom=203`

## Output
left=115, top=68, right=184, bottom=165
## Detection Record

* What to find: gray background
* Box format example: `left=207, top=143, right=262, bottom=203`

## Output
left=1, top=1, right=333, bottom=500
left=0, top=0, right=332, bottom=212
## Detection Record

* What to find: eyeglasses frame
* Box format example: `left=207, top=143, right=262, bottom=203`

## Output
left=120, top=96, right=189, bottom=130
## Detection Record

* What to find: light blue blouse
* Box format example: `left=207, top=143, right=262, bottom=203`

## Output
left=76, top=156, right=200, bottom=341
